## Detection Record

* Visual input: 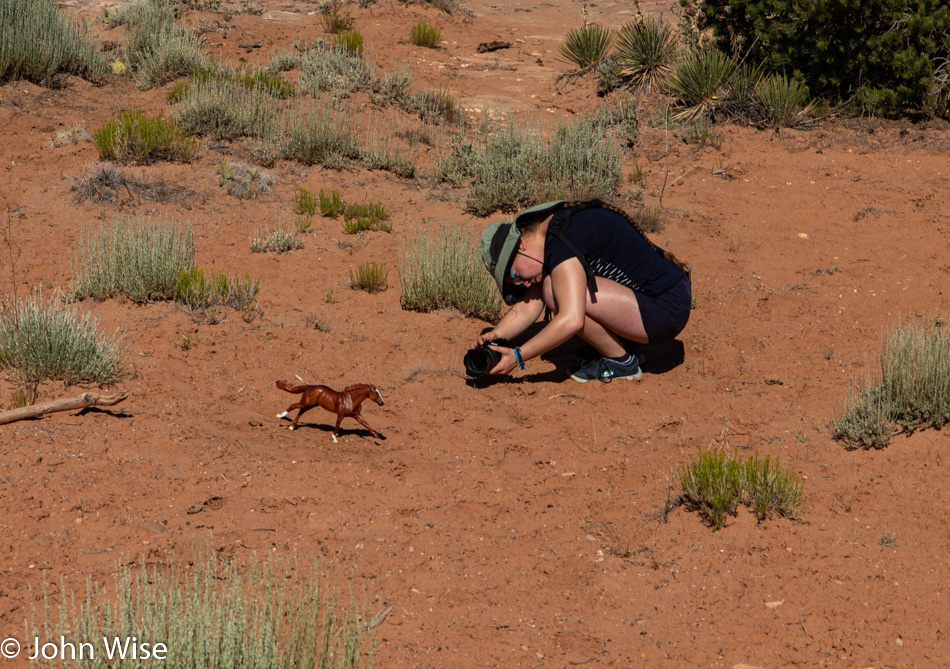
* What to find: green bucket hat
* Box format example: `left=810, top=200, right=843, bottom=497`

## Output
left=479, top=201, right=565, bottom=305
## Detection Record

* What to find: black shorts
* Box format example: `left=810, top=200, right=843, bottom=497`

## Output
left=636, top=273, right=691, bottom=344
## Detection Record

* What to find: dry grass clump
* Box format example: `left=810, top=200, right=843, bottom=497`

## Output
left=71, top=163, right=189, bottom=206
left=217, top=162, right=276, bottom=199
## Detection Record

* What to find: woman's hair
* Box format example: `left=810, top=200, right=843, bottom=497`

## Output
left=516, top=209, right=554, bottom=233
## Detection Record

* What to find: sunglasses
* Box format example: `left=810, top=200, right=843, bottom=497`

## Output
left=508, top=250, right=542, bottom=286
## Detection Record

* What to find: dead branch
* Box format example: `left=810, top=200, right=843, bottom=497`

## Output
left=0, top=391, right=129, bottom=425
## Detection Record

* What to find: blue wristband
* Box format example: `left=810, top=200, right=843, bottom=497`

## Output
left=513, top=348, right=525, bottom=370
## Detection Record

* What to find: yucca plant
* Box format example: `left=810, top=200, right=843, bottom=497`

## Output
left=558, top=24, right=614, bottom=69
left=614, top=17, right=678, bottom=90
left=410, top=20, right=441, bottom=48
left=755, top=73, right=816, bottom=128
left=667, top=49, right=737, bottom=122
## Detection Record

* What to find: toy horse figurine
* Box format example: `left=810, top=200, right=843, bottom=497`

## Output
left=275, top=381, right=385, bottom=442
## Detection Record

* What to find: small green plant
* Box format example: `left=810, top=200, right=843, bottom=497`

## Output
left=320, top=189, right=346, bottom=217
left=217, top=161, right=276, bottom=199
left=249, top=224, right=304, bottom=253
left=558, top=23, right=614, bottom=69
left=294, top=187, right=318, bottom=216
left=166, top=79, right=191, bottom=103
left=630, top=205, right=665, bottom=234
left=336, top=29, right=364, bottom=56
left=342, top=202, right=390, bottom=234
left=614, top=17, right=678, bottom=90
left=678, top=445, right=804, bottom=530
left=31, top=547, right=378, bottom=669
left=824, top=346, right=836, bottom=360
left=833, top=314, right=950, bottom=449
left=70, top=215, right=195, bottom=302
left=880, top=531, right=897, bottom=547
left=349, top=262, right=388, bottom=293
left=409, top=20, right=441, bottom=48
left=677, top=119, right=723, bottom=148
left=175, top=267, right=260, bottom=318
left=93, top=110, right=198, bottom=164
left=295, top=215, right=312, bottom=233
left=323, top=289, right=337, bottom=304
left=400, top=223, right=501, bottom=321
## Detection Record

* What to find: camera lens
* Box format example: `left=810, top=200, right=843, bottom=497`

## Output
left=463, top=346, right=502, bottom=378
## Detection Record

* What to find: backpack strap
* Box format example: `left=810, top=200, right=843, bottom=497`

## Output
left=548, top=199, right=691, bottom=296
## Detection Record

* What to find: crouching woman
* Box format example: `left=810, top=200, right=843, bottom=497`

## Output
left=473, top=200, right=691, bottom=383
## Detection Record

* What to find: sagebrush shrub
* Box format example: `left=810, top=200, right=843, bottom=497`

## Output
left=113, top=0, right=205, bottom=89
left=833, top=314, right=950, bottom=449
left=0, top=290, right=124, bottom=385
left=174, top=78, right=279, bottom=140
left=0, top=0, right=105, bottom=85
left=399, top=224, right=501, bottom=321
left=71, top=215, right=195, bottom=303
left=280, top=104, right=360, bottom=167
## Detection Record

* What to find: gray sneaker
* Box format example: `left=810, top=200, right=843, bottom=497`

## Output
left=570, top=354, right=643, bottom=383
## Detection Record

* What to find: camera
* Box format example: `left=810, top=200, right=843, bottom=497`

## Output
left=464, top=339, right=508, bottom=378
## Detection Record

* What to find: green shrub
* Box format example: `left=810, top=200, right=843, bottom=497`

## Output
left=410, top=20, right=441, bottom=48
left=336, top=29, right=365, bottom=56
left=399, top=224, right=501, bottom=321
left=442, top=114, right=622, bottom=215
left=280, top=104, right=361, bottom=167
left=558, top=23, right=614, bottom=69
left=833, top=315, right=950, bottom=449
left=294, top=187, right=318, bottom=216
left=349, top=262, right=388, bottom=293
left=614, top=17, right=678, bottom=90
left=93, top=110, right=198, bottom=164
left=0, top=290, right=124, bottom=385
left=166, top=79, right=191, bottom=103
left=679, top=445, right=804, bottom=530
left=217, top=161, right=276, bottom=199
left=320, top=189, right=346, bottom=217
left=31, top=548, right=378, bottom=669
left=174, top=78, right=279, bottom=140
left=176, top=267, right=260, bottom=315
left=193, top=65, right=295, bottom=98
left=71, top=215, right=195, bottom=302
left=342, top=202, right=390, bottom=233
left=596, top=55, right=624, bottom=95
left=114, top=0, right=206, bottom=89
left=0, top=0, right=105, bottom=85
left=250, top=224, right=304, bottom=253
left=380, top=61, right=413, bottom=101
left=703, top=0, right=950, bottom=116
left=411, top=86, right=456, bottom=122
left=268, top=49, right=300, bottom=72
left=667, top=49, right=737, bottom=122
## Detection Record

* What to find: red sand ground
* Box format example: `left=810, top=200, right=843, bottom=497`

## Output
left=2, top=1, right=950, bottom=667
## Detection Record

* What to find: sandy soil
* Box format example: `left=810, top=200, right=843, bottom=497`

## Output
left=2, top=0, right=950, bottom=667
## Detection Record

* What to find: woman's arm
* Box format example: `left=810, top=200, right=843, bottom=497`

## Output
left=517, top=257, right=587, bottom=360
left=475, top=285, right=544, bottom=346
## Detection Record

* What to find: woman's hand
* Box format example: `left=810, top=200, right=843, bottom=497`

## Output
left=473, top=330, right=502, bottom=348
left=487, top=346, right=518, bottom=375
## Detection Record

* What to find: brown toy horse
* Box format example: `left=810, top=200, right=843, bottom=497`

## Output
left=275, top=380, right=385, bottom=442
